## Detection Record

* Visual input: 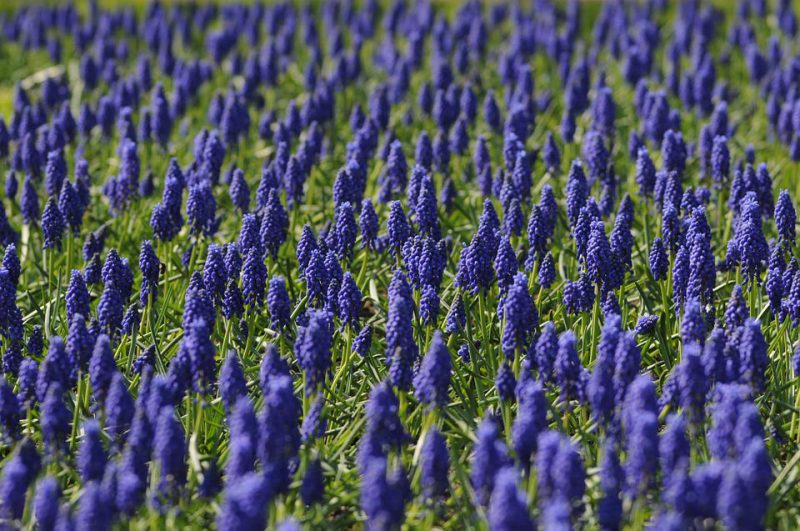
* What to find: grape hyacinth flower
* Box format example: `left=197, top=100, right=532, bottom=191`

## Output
left=555, top=331, right=583, bottom=405
left=734, top=193, right=769, bottom=284
left=259, top=375, right=301, bottom=492
left=470, top=415, right=511, bottom=506
left=75, top=482, right=111, bottom=530
left=681, top=299, right=707, bottom=346
left=78, top=420, right=107, bottom=483
left=634, top=315, right=659, bottom=335
left=360, top=457, right=411, bottom=531
left=34, top=476, right=60, bottom=531
left=203, top=244, right=227, bottom=305
left=229, top=168, right=250, bottom=213
left=624, top=411, right=658, bottom=498
left=512, top=380, right=547, bottom=469
left=739, top=319, right=769, bottom=392
left=66, top=270, right=90, bottom=324
left=139, top=240, right=160, bottom=306
left=500, top=273, right=538, bottom=359
left=487, top=467, right=535, bottom=531
left=227, top=397, right=258, bottom=481
left=360, top=199, right=379, bottom=249
left=268, top=276, right=292, bottom=331
left=613, top=332, right=642, bottom=407
left=42, top=198, right=65, bottom=251
left=495, top=362, right=517, bottom=402
left=536, top=431, right=585, bottom=519
left=152, top=406, right=187, bottom=505
left=776, top=189, right=796, bottom=247
left=21, top=175, right=40, bottom=225
left=420, top=428, right=450, bottom=500
left=414, top=331, right=452, bottom=407
left=105, top=372, right=134, bottom=442
left=0, top=444, right=38, bottom=521
left=352, top=325, right=373, bottom=357
left=358, top=379, right=408, bottom=470
left=37, top=336, right=70, bottom=402
left=261, top=189, right=289, bottom=259
left=242, top=247, right=267, bottom=309
left=41, top=384, right=70, bottom=455
left=219, top=351, right=247, bottom=415
left=0, top=377, right=20, bottom=440
left=216, top=473, right=270, bottom=530
left=300, top=457, right=324, bottom=506
left=295, top=310, right=332, bottom=394
left=301, top=394, right=327, bottom=444
left=337, top=273, right=362, bottom=330
left=598, top=439, right=623, bottom=530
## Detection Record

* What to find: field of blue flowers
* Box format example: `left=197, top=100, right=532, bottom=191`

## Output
left=0, top=0, right=799, bottom=529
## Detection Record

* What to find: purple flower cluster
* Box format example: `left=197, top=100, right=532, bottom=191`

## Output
left=0, top=1, right=792, bottom=529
